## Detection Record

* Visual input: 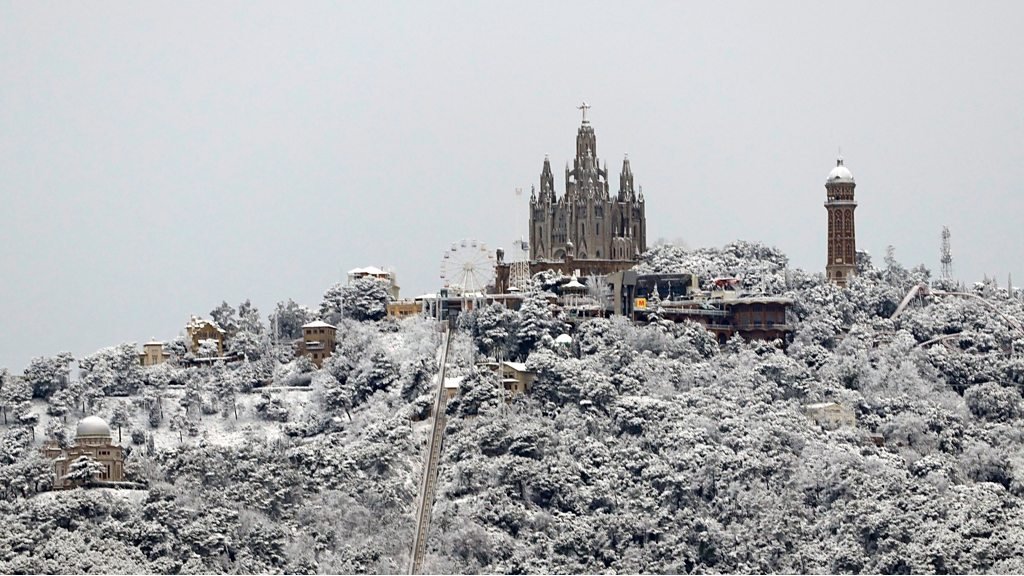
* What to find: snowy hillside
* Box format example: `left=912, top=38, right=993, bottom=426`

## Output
left=4, top=243, right=1024, bottom=574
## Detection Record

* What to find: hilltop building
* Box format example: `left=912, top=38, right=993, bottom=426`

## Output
left=43, top=416, right=124, bottom=489
left=803, top=402, right=856, bottom=429
left=186, top=316, right=225, bottom=356
left=297, top=320, right=337, bottom=367
left=607, top=271, right=795, bottom=343
left=529, top=103, right=646, bottom=262
left=825, top=157, right=857, bottom=286
left=496, top=104, right=646, bottom=293
left=387, top=300, right=422, bottom=319
left=139, top=340, right=170, bottom=366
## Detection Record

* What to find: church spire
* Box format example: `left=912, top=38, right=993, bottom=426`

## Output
left=575, top=103, right=597, bottom=164
left=619, top=154, right=635, bottom=201
left=539, top=154, right=555, bottom=202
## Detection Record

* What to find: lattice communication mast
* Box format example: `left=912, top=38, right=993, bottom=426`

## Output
left=509, top=187, right=532, bottom=291
left=940, top=226, right=953, bottom=281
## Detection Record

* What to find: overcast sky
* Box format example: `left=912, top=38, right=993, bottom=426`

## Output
left=2, top=1, right=1022, bottom=372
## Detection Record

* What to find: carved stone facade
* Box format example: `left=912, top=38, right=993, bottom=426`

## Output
left=529, top=106, right=646, bottom=263
left=825, top=157, right=857, bottom=286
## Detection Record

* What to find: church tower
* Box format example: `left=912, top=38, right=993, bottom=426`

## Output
left=825, top=156, right=857, bottom=286
left=529, top=103, right=646, bottom=262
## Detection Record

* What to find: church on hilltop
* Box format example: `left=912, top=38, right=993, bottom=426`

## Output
left=529, top=103, right=647, bottom=263
left=493, top=104, right=647, bottom=294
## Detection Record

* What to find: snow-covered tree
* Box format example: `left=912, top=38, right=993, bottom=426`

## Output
left=254, top=390, right=289, bottom=422
left=79, top=343, right=145, bottom=396
left=237, top=299, right=264, bottom=335
left=319, top=283, right=347, bottom=325
left=0, top=371, right=30, bottom=426
left=22, top=352, right=74, bottom=399
left=109, top=401, right=132, bottom=443
left=210, top=301, right=239, bottom=338
left=342, top=277, right=390, bottom=322
left=197, top=339, right=220, bottom=359
left=515, top=290, right=560, bottom=359
left=463, top=303, right=519, bottom=359
left=269, top=299, right=314, bottom=341
left=44, top=419, right=72, bottom=449
left=64, top=455, right=107, bottom=485
left=227, top=329, right=266, bottom=361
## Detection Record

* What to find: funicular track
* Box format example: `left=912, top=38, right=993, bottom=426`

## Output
left=409, top=324, right=454, bottom=574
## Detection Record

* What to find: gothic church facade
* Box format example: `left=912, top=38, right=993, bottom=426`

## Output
left=529, top=106, right=646, bottom=263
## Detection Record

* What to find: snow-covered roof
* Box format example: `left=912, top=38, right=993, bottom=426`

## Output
left=302, top=320, right=336, bottom=330
left=502, top=361, right=530, bottom=373
left=348, top=266, right=390, bottom=276
left=555, top=334, right=573, bottom=344
left=444, top=376, right=463, bottom=390
left=827, top=158, right=854, bottom=183
left=726, top=296, right=795, bottom=305
left=563, top=277, right=586, bottom=290
left=187, top=316, right=225, bottom=333
left=803, top=401, right=845, bottom=410
left=76, top=415, right=111, bottom=438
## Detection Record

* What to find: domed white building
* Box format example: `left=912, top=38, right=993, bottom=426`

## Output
left=43, top=415, right=124, bottom=489
left=827, top=158, right=855, bottom=183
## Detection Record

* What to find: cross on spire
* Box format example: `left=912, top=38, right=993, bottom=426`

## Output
left=578, top=101, right=591, bottom=123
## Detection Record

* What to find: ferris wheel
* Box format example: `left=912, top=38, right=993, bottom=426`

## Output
left=441, top=239, right=496, bottom=295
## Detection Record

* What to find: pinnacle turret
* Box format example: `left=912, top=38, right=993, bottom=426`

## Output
left=619, top=154, right=635, bottom=201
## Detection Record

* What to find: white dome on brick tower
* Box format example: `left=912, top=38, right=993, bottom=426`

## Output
left=827, top=157, right=855, bottom=183
left=76, top=415, right=112, bottom=438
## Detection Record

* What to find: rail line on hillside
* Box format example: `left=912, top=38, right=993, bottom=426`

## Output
left=409, top=324, right=453, bottom=574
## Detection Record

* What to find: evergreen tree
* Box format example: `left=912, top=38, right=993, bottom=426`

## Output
left=64, top=455, right=106, bottom=485
left=342, top=277, right=390, bottom=322
left=22, top=352, right=74, bottom=399
left=515, top=290, right=559, bottom=359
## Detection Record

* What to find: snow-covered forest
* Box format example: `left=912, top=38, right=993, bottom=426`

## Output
left=4, top=242, right=1024, bottom=574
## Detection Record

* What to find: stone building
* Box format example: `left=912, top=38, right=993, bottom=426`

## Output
left=297, top=320, right=337, bottom=367
left=139, top=340, right=170, bottom=366
left=803, top=402, right=856, bottom=429
left=186, top=316, right=225, bottom=356
left=825, top=157, right=857, bottom=286
left=43, top=416, right=124, bottom=489
left=529, top=103, right=646, bottom=263
left=499, top=361, right=536, bottom=395
left=387, top=300, right=422, bottom=319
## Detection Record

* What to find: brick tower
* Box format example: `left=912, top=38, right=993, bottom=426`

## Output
left=825, top=157, right=857, bottom=286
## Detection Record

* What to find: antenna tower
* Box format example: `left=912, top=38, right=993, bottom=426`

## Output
left=940, top=226, right=953, bottom=281
left=508, top=187, right=532, bottom=291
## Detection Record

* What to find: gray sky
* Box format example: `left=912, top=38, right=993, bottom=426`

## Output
left=2, top=1, right=1022, bottom=372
